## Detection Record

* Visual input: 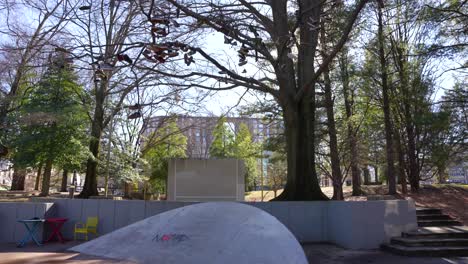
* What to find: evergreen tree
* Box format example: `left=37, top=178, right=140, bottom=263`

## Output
left=232, top=123, right=259, bottom=191
left=143, top=120, right=187, bottom=194
left=12, top=56, right=88, bottom=196
left=209, top=117, right=234, bottom=158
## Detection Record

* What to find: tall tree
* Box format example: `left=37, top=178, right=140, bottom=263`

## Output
left=232, top=123, right=259, bottom=191
left=12, top=53, right=88, bottom=196
left=0, top=0, right=70, bottom=188
left=148, top=0, right=369, bottom=200
left=143, top=119, right=187, bottom=194
left=209, top=117, right=235, bottom=158
left=319, top=8, right=344, bottom=200
left=338, top=50, right=362, bottom=196
left=376, top=0, right=396, bottom=194
left=267, top=153, right=287, bottom=198
left=67, top=0, right=161, bottom=198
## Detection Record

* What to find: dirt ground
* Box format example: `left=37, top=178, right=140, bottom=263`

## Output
left=407, top=185, right=468, bottom=226
left=245, top=186, right=346, bottom=201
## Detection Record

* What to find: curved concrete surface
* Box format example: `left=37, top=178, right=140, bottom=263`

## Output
left=69, top=202, right=308, bottom=264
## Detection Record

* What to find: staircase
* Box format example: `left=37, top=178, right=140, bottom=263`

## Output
left=381, top=208, right=468, bottom=257
left=416, top=208, right=463, bottom=227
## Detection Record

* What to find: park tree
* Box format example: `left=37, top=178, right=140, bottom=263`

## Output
left=384, top=1, right=444, bottom=192
left=424, top=0, right=467, bottom=69
left=424, top=83, right=468, bottom=183
left=232, top=123, right=259, bottom=191
left=267, top=152, right=287, bottom=198
left=143, top=119, right=187, bottom=194
left=375, top=0, right=397, bottom=194
left=61, top=0, right=178, bottom=198
left=11, top=53, right=88, bottom=196
left=68, top=0, right=143, bottom=198
left=0, top=0, right=71, bottom=188
left=144, top=0, right=368, bottom=200
left=319, top=3, right=345, bottom=200
left=209, top=117, right=235, bottom=158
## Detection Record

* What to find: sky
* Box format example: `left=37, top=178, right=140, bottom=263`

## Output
left=1, top=0, right=464, bottom=119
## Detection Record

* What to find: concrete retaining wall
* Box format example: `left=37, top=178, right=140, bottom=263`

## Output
left=1, top=199, right=417, bottom=249
left=0, top=202, right=54, bottom=243
left=168, top=159, right=245, bottom=201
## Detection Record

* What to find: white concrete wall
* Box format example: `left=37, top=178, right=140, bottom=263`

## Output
left=0, top=202, right=54, bottom=243
left=326, top=200, right=418, bottom=249
left=168, top=159, right=245, bottom=201
left=5, top=199, right=417, bottom=249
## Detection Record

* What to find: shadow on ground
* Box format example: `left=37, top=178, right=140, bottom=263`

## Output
left=1, top=241, right=467, bottom=264
left=0, top=241, right=133, bottom=263
left=301, top=243, right=468, bottom=264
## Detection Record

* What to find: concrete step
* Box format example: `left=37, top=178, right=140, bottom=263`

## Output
left=391, top=237, right=468, bottom=247
left=418, top=220, right=463, bottom=227
left=402, top=226, right=468, bottom=239
left=417, top=214, right=452, bottom=221
left=381, top=244, right=468, bottom=257
left=416, top=208, right=442, bottom=215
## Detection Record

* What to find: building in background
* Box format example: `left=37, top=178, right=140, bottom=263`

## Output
left=144, top=115, right=282, bottom=159
left=448, top=162, right=468, bottom=184
left=144, top=115, right=282, bottom=191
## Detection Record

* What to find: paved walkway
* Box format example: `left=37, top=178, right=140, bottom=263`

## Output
left=0, top=241, right=133, bottom=263
left=302, top=244, right=468, bottom=264
left=0, top=242, right=467, bottom=263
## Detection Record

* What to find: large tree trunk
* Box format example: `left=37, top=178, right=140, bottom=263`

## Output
left=60, top=169, right=69, bottom=192
left=272, top=0, right=327, bottom=201
left=438, top=165, right=446, bottom=184
left=124, top=182, right=132, bottom=198
left=363, top=166, right=370, bottom=185
left=395, top=129, right=407, bottom=194
left=34, top=164, right=43, bottom=191
left=10, top=167, right=26, bottom=191
left=406, top=125, right=419, bottom=192
left=374, top=165, right=379, bottom=184
left=79, top=81, right=107, bottom=198
left=275, top=99, right=329, bottom=201
left=377, top=0, right=396, bottom=195
left=40, top=159, right=53, bottom=196
left=340, top=52, right=361, bottom=196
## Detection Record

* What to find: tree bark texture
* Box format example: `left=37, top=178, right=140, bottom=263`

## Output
left=395, top=129, right=407, bottom=194
left=60, top=169, right=69, bottom=192
left=272, top=0, right=328, bottom=200
left=321, top=19, right=344, bottom=200
left=377, top=0, right=396, bottom=195
left=324, top=67, right=343, bottom=200
left=10, top=167, right=26, bottom=191
left=34, top=164, right=43, bottom=191
left=340, top=53, right=361, bottom=196
left=40, top=159, right=53, bottom=196
left=374, top=165, right=379, bottom=183
left=363, top=166, right=370, bottom=185
left=80, top=81, right=106, bottom=198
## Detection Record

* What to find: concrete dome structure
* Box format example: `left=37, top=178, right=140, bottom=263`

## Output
left=70, top=202, right=308, bottom=264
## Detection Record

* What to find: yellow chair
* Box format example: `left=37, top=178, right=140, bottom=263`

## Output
left=74, top=217, right=98, bottom=241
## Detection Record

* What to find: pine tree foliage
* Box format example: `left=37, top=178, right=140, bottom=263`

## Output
left=11, top=56, right=89, bottom=195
